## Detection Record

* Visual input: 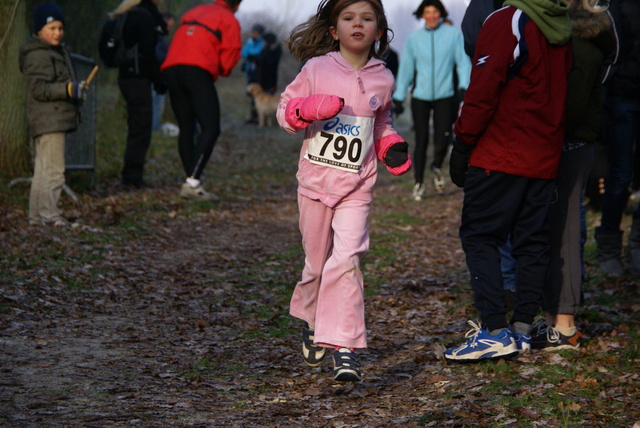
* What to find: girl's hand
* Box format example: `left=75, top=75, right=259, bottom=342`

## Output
left=384, top=142, right=409, bottom=167
left=297, top=94, right=344, bottom=122
left=375, top=134, right=412, bottom=176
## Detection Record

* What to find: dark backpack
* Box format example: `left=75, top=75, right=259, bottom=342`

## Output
left=98, top=12, right=137, bottom=68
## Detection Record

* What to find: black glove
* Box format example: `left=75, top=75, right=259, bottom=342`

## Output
left=154, top=81, right=168, bottom=95
left=449, top=137, right=473, bottom=188
left=393, top=99, right=404, bottom=116
left=457, top=89, right=466, bottom=104
left=384, top=142, right=409, bottom=168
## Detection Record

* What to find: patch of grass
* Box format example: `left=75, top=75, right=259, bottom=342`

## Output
left=619, top=330, right=640, bottom=361
left=183, top=357, right=244, bottom=381
left=377, top=211, right=422, bottom=226
left=66, top=277, right=89, bottom=291
left=367, top=240, right=402, bottom=263
left=232, top=401, right=248, bottom=410
left=113, top=218, right=150, bottom=235
left=179, top=200, right=220, bottom=216
left=241, top=329, right=267, bottom=340
left=268, top=313, right=294, bottom=338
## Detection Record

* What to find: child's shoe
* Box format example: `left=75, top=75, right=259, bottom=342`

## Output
left=531, top=325, right=583, bottom=351
left=301, top=323, right=326, bottom=367
left=529, top=320, right=551, bottom=339
left=332, top=348, right=361, bottom=381
left=444, top=320, right=519, bottom=363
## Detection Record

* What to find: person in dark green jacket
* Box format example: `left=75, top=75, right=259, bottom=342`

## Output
left=532, top=0, right=615, bottom=351
left=19, top=3, right=87, bottom=227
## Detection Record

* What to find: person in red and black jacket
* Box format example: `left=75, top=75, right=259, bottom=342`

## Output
left=445, top=0, right=573, bottom=363
left=161, top=0, right=243, bottom=201
left=110, top=0, right=168, bottom=189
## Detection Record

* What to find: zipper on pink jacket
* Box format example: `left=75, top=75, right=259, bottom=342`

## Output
left=356, top=72, right=365, bottom=94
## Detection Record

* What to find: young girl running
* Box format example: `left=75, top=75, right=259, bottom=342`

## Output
left=277, top=0, right=411, bottom=382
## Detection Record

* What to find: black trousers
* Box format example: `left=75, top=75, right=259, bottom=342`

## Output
left=410, top=96, right=456, bottom=183
left=118, top=78, right=153, bottom=187
left=460, top=167, right=554, bottom=332
left=164, top=65, right=221, bottom=180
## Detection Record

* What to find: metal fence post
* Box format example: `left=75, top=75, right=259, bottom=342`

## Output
left=66, top=53, right=97, bottom=188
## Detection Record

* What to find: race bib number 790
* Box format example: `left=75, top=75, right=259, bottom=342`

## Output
left=305, top=114, right=374, bottom=173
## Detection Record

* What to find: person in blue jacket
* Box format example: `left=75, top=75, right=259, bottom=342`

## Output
left=393, top=0, right=471, bottom=200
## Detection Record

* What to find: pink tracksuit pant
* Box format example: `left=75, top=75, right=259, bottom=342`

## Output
left=290, top=193, right=371, bottom=349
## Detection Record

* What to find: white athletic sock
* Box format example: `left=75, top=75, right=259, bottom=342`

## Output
left=555, top=326, right=576, bottom=336
left=186, top=177, right=200, bottom=188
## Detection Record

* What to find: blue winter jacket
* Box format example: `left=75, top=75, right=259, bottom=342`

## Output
left=393, top=24, right=471, bottom=102
left=241, top=37, right=263, bottom=73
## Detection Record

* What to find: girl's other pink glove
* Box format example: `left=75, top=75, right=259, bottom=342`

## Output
left=285, top=94, right=345, bottom=130
left=375, top=133, right=412, bottom=176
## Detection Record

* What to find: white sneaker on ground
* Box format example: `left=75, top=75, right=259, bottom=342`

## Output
left=412, top=183, right=425, bottom=201
left=161, top=122, right=180, bottom=137
left=180, top=183, right=219, bottom=201
left=444, top=320, right=519, bottom=363
left=432, top=167, right=445, bottom=193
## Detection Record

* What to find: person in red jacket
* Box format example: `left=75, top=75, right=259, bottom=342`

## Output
left=161, top=0, right=243, bottom=201
left=445, top=0, right=573, bottom=363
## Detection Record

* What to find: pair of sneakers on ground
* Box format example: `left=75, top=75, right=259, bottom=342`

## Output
left=412, top=165, right=446, bottom=201
left=444, top=320, right=583, bottom=363
left=302, top=323, right=361, bottom=382
left=29, top=216, right=73, bottom=227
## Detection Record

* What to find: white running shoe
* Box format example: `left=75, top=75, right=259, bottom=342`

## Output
left=432, top=167, right=445, bottom=193
left=412, top=183, right=425, bottom=201
left=180, top=183, right=219, bottom=201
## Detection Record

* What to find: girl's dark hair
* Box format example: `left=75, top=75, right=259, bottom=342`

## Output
left=413, top=0, right=448, bottom=20
left=286, top=0, right=393, bottom=62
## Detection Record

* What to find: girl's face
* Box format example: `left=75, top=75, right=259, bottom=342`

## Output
left=329, top=1, right=382, bottom=57
left=37, top=20, right=64, bottom=46
left=422, top=5, right=442, bottom=29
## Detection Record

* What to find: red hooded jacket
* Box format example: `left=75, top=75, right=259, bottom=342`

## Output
left=161, top=0, right=241, bottom=81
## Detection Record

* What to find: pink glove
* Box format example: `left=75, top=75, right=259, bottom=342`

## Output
left=285, top=95, right=345, bottom=130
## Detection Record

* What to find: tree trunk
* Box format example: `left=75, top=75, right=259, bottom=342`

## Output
left=0, top=0, right=30, bottom=179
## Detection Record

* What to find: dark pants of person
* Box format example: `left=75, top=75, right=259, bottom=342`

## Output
left=599, top=96, right=640, bottom=233
left=460, top=167, right=554, bottom=332
left=410, top=96, right=456, bottom=183
left=544, top=144, right=594, bottom=316
left=118, top=77, right=153, bottom=187
left=164, top=65, right=221, bottom=180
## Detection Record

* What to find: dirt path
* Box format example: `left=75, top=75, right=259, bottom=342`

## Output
left=1, top=173, right=481, bottom=427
